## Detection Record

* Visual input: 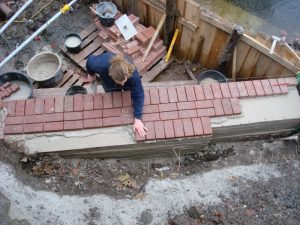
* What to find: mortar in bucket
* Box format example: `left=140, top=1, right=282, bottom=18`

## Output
left=27, top=52, right=63, bottom=88
left=96, top=2, right=117, bottom=27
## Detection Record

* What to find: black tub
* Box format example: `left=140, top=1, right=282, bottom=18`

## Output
left=96, top=2, right=117, bottom=27
left=0, top=72, right=33, bottom=100
left=66, top=86, right=87, bottom=96
left=197, top=70, right=227, bottom=84
left=64, top=33, right=82, bottom=54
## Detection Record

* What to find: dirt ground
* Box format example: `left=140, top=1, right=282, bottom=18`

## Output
left=0, top=1, right=300, bottom=225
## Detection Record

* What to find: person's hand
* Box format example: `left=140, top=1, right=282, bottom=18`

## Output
left=133, top=118, right=148, bottom=137
left=90, top=6, right=97, bottom=15
left=81, top=74, right=96, bottom=83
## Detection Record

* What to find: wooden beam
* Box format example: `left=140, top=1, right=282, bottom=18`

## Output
left=164, top=0, right=176, bottom=47
left=232, top=46, right=237, bottom=80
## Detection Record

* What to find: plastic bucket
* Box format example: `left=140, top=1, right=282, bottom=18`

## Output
left=96, top=2, right=117, bottom=27
left=66, top=86, right=87, bottom=96
left=64, top=33, right=82, bottom=54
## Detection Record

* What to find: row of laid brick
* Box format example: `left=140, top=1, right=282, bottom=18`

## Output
left=136, top=117, right=213, bottom=141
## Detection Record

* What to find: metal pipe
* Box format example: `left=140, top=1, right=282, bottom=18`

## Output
left=0, top=0, right=78, bottom=68
left=0, top=0, right=34, bottom=35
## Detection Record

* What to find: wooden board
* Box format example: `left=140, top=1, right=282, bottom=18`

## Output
left=239, top=48, right=261, bottom=79
left=253, top=54, right=273, bottom=78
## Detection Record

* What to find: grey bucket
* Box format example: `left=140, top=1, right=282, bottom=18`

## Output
left=96, top=2, right=117, bottom=27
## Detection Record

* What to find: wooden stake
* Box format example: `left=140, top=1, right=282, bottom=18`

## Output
left=232, top=46, right=237, bottom=80
left=142, top=13, right=167, bottom=62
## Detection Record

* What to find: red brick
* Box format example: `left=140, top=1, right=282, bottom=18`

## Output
left=122, top=115, right=134, bottom=124
left=182, top=119, right=194, bottom=137
left=178, top=110, right=197, bottom=119
left=34, top=98, right=44, bottom=114
left=4, top=124, right=23, bottom=134
left=252, top=80, right=265, bottom=96
left=159, top=103, right=177, bottom=112
left=25, top=99, right=35, bottom=115
left=2, top=82, right=10, bottom=88
left=64, top=120, right=83, bottom=130
left=202, top=85, right=214, bottom=100
left=149, top=88, right=160, bottom=104
left=230, top=98, right=241, bottom=114
left=163, top=120, right=175, bottom=139
left=94, top=93, right=103, bottom=109
left=192, top=118, right=203, bottom=136
left=24, top=123, right=44, bottom=133
left=277, top=78, right=288, bottom=94
left=176, top=86, right=187, bottom=102
left=194, top=85, right=205, bottom=101
left=64, top=96, right=74, bottom=112
left=261, top=79, right=273, bottom=96
left=142, top=113, right=160, bottom=122
left=213, top=99, right=224, bottom=116
left=122, top=107, right=134, bottom=116
left=185, top=85, right=196, bottom=101
left=158, top=87, right=169, bottom=103
left=103, top=108, right=122, bottom=117
left=221, top=99, right=233, bottom=115
left=167, top=87, right=178, bottom=103
left=3, top=101, right=16, bottom=116
left=126, top=45, right=141, bottom=56
left=143, top=105, right=159, bottom=114
left=15, top=100, right=25, bottom=116
left=103, top=117, right=123, bottom=127
left=160, top=111, right=179, bottom=120
left=269, top=79, right=282, bottom=94
left=44, top=113, right=63, bottom=122
left=144, top=89, right=151, bottom=105
left=173, top=119, right=185, bottom=138
left=228, top=82, right=240, bottom=98
left=55, top=96, right=64, bottom=113
left=177, top=102, right=195, bottom=110
left=285, top=77, right=298, bottom=86
left=44, top=122, right=64, bottom=132
left=154, top=121, right=165, bottom=139
left=197, top=108, right=215, bottom=117
left=83, top=110, right=102, bottom=119
left=83, top=94, right=94, bottom=110
left=195, top=100, right=214, bottom=109
left=145, top=121, right=155, bottom=140
left=128, top=14, right=140, bottom=25
left=103, top=92, right=113, bottom=108
left=244, top=81, right=257, bottom=97
left=83, top=118, right=103, bottom=129
left=211, top=83, right=223, bottom=99
left=236, top=82, right=248, bottom=98
left=122, top=91, right=132, bottom=107
left=5, top=116, right=24, bottom=125
left=219, top=83, right=231, bottom=98
left=201, top=117, right=212, bottom=135
left=153, top=40, right=163, bottom=52
left=112, top=92, right=122, bottom=108
left=64, top=112, right=83, bottom=121
left=24, top=114, right=44, bottom=124
left=135, top=33, right=148, bottom=47
left=143, top=26, right=155, bottom=39
left=74, top=95, right=84, bottom=111
left=45, top=97, right=55, bottom=113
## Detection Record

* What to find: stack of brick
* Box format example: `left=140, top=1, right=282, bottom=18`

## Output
left=0, top=82, right=20, bottom=99
left=94, top=13, right=166, bottom=74
left=2, top=78, right=297, bottom=142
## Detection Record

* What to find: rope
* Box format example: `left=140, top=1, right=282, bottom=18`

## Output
left=30, top=0, right=56, bottom=19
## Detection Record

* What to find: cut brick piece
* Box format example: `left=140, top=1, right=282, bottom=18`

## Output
left=163, top=120, right=175, bottom=139
left=34, top=98, right=44, bottom=114
left=158, top=87, right=169, bottom=103
left=201, top=117, right=212, bottom=135
left=143, top=104, right=159, bottom=114
left=3, top=100, right=16, bottom=116
left=252, top=80, right=265, bottom=96
left=149, top=88, right=160, bottom=104
left=277, top=78, right=289, bottom=94
left=178, top=110, right=197, bottom=119
left=83, top=110, right=102, bottom=119
left=24, top=123, right=44, bottom=133
left=177, top=102, right=195, bottom=110
left=192, top=118, right=203, bottom=136
left=221, top=98, right=233, bottom=115
left=182, top=119, right=194, bottom=137
left=197, top=108, right=215, bottom=117
left=185, top=85, right=196, bottom=101
left=64, top=96, right=74, bottom=112
left=24, top=114, right=44, bottom=124
left=194, top=85, right=205, bottom=101
left=144, top=89, right=151, bottom=105
left=261, top=79, right=273, bottom=96
left=64, top=112, right=83, bottom=121
left=160, top=111, right=179, bottom=120
left=45, top=97, right=55, bottom=113
left=25, top=99, right=35, bottom=115
left=269, top=79, right=282, bottom=94
left=285, top=77, right=298, bottom=86
left=83, top=94, right=94, bottom=110
left=55, top=96, right=64, bottom=113
left=211, top=83, right=223, bottom=99
left=219, top=83, right=231, bottom=98
left=145, top=121, right=155, bottom=140
left=236, top=82, right=248, bottom=98
left=103, top=108, right=122, bottom=117
left=64, top=120, right=83, bottom=130
left=94, top=93, right=103, bottom=109
left=112, top=92, right=122, bottom=108
left=213, top=99, right=224, bottom=116
left=103, top=92, right=113, bottom=108
left=74, top=95, right=84, bottom=111
left=154, top=121, right=165, bottom=139
left=176, top=86, right=187, bottom=102
left=122, top=91, right=132, bottom=107
left=44, top=122, right=64, bottom=132
left=4, top=124, right=23, bottom=134
left=142, top=113, right=160, bottom=122
left=167, top=87, right=178, bottom=103
left=195, top=100, right=214, bottom=109
left=83, top=118, right=103, bottom=129
left=230, top=98, right=241, bottom=114
left=15, top=100, right=25, bottom=116
left=5, top=116, right=24, bottom=125
left=228, top=82, right=240, bottom=98
left=44, top=113, right=63, bottom=122
left=135, top=32, right=148, bottom=47
left=244, top=81, right=257, bottom=97
left=103, top=117, right=123, bottom=127
left=159, top=103, right=177, bottom=112
left=202, top=85, right=214, bottom=100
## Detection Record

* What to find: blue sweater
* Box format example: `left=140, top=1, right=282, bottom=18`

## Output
left=86, top=52, right=144, bottom=119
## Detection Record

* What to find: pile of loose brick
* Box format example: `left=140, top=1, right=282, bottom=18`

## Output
left=94, top=13, right=166, bottom=74
left=0, top=82, right=20, bottom=99
left=2, top=78, right=297, bottom=142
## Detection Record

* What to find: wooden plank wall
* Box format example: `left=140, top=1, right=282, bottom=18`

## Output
left=112, top=0, right=299, bottom=80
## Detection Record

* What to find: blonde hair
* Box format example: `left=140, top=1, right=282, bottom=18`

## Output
left=109, top=55, right=134, bottom=82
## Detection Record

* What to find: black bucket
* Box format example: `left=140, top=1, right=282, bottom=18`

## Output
left=96, top=2, right=117, bottom=27
left=66, top=86, right=87, bottom=96
left=64, top=33, right=82, bottom=54
left=198, top=70, right=227, bottom=84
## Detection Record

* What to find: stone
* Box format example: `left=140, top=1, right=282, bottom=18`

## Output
left=139, top=210, right=153, bottom=224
